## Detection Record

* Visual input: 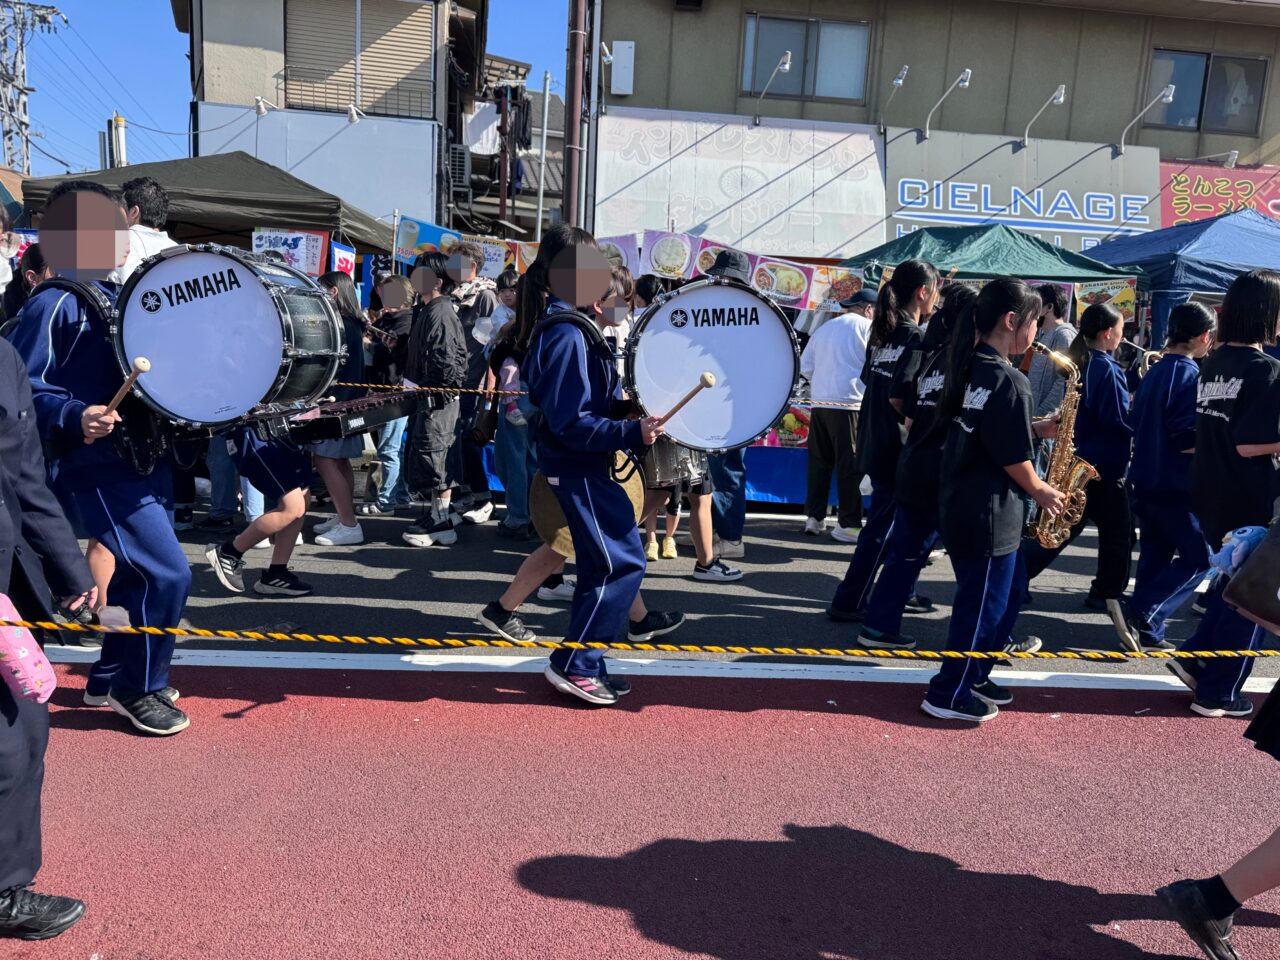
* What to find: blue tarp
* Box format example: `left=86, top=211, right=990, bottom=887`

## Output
left=1086, top=209, right=1280, bottom=345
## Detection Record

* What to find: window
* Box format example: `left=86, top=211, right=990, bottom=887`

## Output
left=741, top=14, right=870, bottom=102
left=1146, top=49, right=1268, bottom=135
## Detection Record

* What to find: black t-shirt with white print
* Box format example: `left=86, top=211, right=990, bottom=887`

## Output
left=939, top=343, right=1035, bottom=558
left=1191, top=345, right=1280, bottom=548
left=856, top=319, right=924, bottom=483
left=894, top=347, right=948, bottom=514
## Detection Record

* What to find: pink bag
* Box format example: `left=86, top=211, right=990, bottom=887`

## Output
left=0, top=593, right=57, bottom=703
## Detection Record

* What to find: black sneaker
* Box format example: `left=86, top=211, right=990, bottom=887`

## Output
left=1156, top=880, right=1240, bottom=960
left=1004, top=635, right=1043, bottom=655
left=205, top=542, right=245, bottom=593
left=107, top=691, right=190, bottom=735
left=971, top=679, right=1014, bottom=706
left=173, top=507, right=195, bottom=531
left=543, top=663, right=618, bottom=705
left=693, top=558, right=743, bottom=582
left=85, top=685, right=179, bottom=708
left=0, top=885, right=86, bottom=941
left=1192, top=592, right=1210, bottom=615
left=478, top=601, right=538, bottom=642
left=1084, top=592, right=1118, bottom=611
left=496, top=522, right=535, bottom=540
left=627, top=610, right=685, bottom=642
left=604, top=675, right=632, bottom=697
left=825, top=605, right=864, bottom=623
left=254, top=569, right=314, bottom=597
left=904, top=594, right=934, bottom=614
left=1166, top=659, right=1199, bottom=693
left=858, top=628, right=916, bottom=651
left=196, top=514, right=236, bottom=531
left=54, top=603, right=103, bottom=649
left=920, top=697, right=999, bottom=723
left=1190, top=697, right=1254, bottom=719
left=402, top=513, right=458, bottom=546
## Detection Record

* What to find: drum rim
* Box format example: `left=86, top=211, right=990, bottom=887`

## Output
left=624, top=275, right=800, bottom=453
left=112, top=244, right=343, bottom=428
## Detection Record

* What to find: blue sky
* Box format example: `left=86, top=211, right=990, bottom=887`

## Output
left=25, top=0, right=569, bottom=177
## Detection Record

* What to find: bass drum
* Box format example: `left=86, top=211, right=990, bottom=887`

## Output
left=113, top=244, right=344, bottom=427
left=625, top=276, right=799, bottom=452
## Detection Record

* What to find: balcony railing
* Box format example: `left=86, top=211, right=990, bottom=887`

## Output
left=282, top=65, right=434, bottom=121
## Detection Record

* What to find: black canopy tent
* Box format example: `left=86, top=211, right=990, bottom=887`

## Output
left=22, top=151, right=391, bottom=254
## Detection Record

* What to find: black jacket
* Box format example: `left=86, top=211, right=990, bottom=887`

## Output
left=372, top=307, right=414, bottom=386
left=405, top=297, right=468, bottom=391
left=0, top=337, right=91, bottom=605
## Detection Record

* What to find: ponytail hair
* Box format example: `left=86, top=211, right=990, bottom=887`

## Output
left=512, top=223, right=599, bottom=354
left=939, top=278, right=1039, bottom=420
left=1067, top=303, right=1123, bottom=375
left=870, top=258, right=940, bottom=348
left=1167, top=301, right=1216, bottom=345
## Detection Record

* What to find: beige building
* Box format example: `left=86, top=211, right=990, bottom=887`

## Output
left=170, top=0, right=487, bottom=224
left=599, top=0, right=1280, bottom=164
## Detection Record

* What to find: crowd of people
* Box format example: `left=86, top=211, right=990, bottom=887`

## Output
left=0, top=179, right=1278, bottom=954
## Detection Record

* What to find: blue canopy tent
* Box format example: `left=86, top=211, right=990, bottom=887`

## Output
left=1086, top=209, right=1280, bottom=345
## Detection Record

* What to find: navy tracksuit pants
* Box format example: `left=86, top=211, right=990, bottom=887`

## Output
left=926, top=550, right=1024, bottom=710
left=1179, top=579, right=1267, bottom=706
left=0, top=685, right=46, bottom=890
left=1130, top=497, right=1210, bottom=646
left=547, top=471, right=646, bottom=678
left=863, top=503, right=938, bottom=639
left=56, top=468, right=191, bottom=698
left=831, top=478, right=896, bottom=614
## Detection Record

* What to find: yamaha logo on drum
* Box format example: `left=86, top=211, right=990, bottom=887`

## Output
left=670, top=308, right=689, bottom=328
left=691, top=306, right=760, bottom=328
left=139, top=290, right=162, bottom=313
left=157, top=266, right=243, bottom=308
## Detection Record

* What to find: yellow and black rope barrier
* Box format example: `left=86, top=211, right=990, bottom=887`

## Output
left=6, top=619, right=1279, bottom=662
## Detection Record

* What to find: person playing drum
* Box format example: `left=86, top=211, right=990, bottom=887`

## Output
left=524, top=226, right=664, bottom=706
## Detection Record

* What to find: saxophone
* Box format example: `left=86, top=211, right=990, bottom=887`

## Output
left=1027, top=342, right=1099, bottom=549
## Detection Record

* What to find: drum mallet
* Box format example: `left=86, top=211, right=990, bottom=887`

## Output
left=656, top=371, right=716, bottom=426
left=85, top=356, right=150, bottom=445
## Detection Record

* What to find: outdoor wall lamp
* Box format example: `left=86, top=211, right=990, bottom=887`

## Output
left=347, top=104, right=368, bottom=124
left=1117, top=84, right=1175, bottom=155
left=753, top=50, right=792, bottom=127
left=254, top=96, right=278, bottom=117
left=878, top=64, right=909, bottom=134
left=1178, top=150, right=1240, bottom=169
left=923, top=68, right=972, bottom=140
left=1021, top=84, right=1066, bottom=147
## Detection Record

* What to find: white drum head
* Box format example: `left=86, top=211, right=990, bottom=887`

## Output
left=629, top=280, right=797, bottom=450
left=119, top=251, right=283, bottom=425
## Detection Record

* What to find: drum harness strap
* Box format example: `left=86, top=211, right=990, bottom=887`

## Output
left=525, top=309, right=643, bottom=485
left=27, top=277, right=169, bottom=475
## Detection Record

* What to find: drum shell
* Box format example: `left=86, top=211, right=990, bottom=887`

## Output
left=641, top=436, right=703, bottom=489
left=624, top=275, right=799, bottom=453
left=112, top=244, right=344, bottom=428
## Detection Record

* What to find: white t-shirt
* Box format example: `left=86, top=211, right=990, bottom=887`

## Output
left=800, top=311, right=873, bottom=409
left=109, top=224, right=182, bottom=284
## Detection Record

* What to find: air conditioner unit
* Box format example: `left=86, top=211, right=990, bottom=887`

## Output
left=674, top=0, right=703, bottom=9
left=448, top=144, right=472, bottom=195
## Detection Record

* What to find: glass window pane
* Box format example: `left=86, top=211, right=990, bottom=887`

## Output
left=751, top=16, right=806, bottom=96
left=815, top=21, right=870, bottom=100
left=1146, top=50, right=1207, bottom=128
left=741, top=16, right=756, bottom=93
left=1203, top=55, right=1267, bottom=134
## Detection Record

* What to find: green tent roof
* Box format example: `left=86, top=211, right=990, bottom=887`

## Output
left=22, top=152, right=391, bottom=254
left=840, top=224, right=1139, bottom=284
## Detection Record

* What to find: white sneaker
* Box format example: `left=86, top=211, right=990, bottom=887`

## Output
left=803, top=517, right=825, bottom=536
left=314, top=515, right=341, bottom=535
left=830, top=526, right=859, bottom=544
left=462, top=501, right=494, bottom=524
left=536, top=578, right=576, bottom=602
left=694, top=558, right=743, bottom=582
left=315, top=522, right=365, bottom=546
left=712, top=535, right=745, bottom=559
left=247, top=538, right=271, bottom=551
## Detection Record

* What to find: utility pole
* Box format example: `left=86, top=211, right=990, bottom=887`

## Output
left=0, top=1, right=65, bottom=174
left=498, top=85, right=509, bottom=222
left=564, top=0, right=586, bottom=227
left=535, top=70, right=551, bottom=241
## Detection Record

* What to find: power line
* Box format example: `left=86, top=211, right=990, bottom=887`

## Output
left=0, top=1, right=65, bottom=173
left=65, top=21, right=165, bottom=128
left=28, top=135, right=70, bottom=169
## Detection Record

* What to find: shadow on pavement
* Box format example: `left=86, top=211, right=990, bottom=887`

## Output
left=517, top=823, right=1272, bottom=960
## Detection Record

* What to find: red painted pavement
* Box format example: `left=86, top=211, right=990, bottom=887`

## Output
left=11, top=664, right=1280, bottom=960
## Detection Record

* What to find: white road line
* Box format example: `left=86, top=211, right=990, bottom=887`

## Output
left=43, top=646, right=1278, bottom=693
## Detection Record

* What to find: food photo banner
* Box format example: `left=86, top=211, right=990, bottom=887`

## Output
left=1075, top=277, right=1137, bottom=323
left=252, top=228, right=329, bottom=276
